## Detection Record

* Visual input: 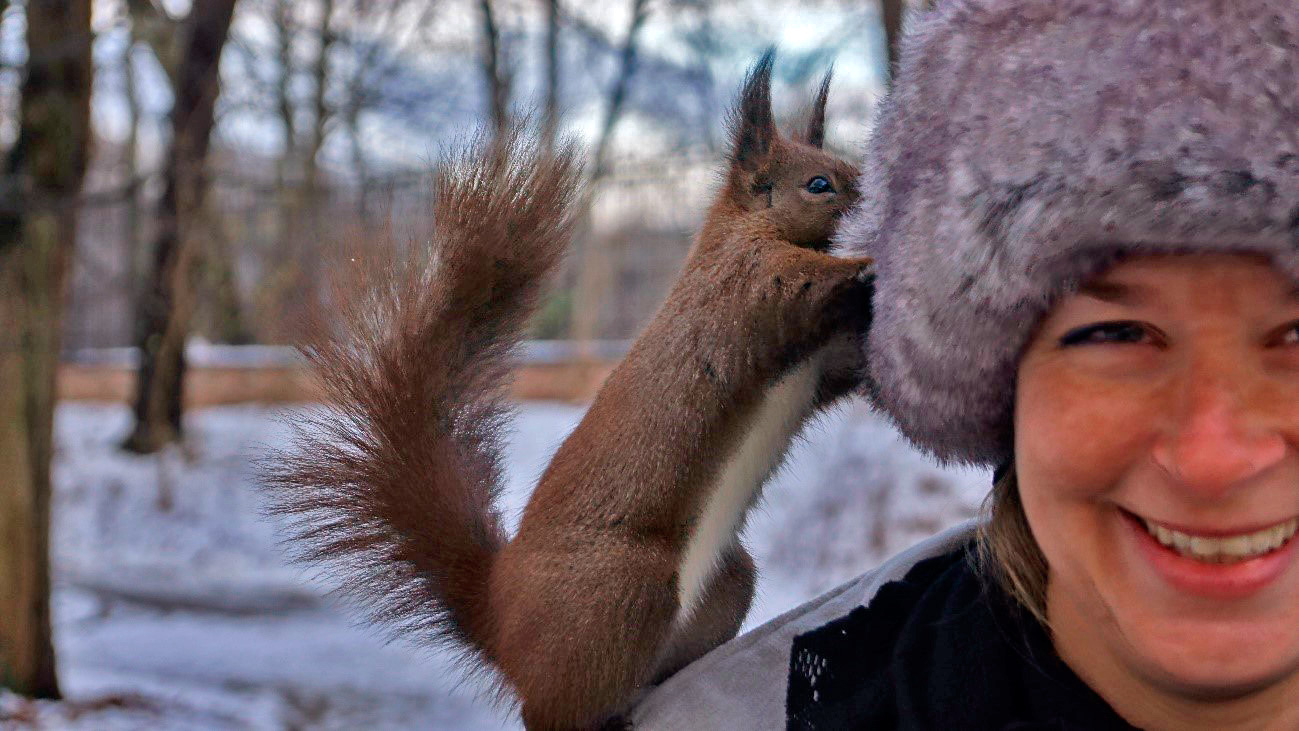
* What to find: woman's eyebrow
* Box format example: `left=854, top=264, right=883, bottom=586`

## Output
left=1083, top=281, right=1299, bottom=305
left=1077, top=280, right=1142, bottom=304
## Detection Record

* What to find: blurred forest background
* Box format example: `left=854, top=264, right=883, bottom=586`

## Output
left=0, top=1, right=965, bottom=728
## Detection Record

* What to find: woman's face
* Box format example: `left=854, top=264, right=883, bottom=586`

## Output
left=1015, top=254, right=1299, bottom=712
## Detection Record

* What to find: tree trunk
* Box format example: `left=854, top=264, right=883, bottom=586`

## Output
left=479, top=0, right=510, bottom=137
left=572, top=0, right=650, bottom=344
left=126, top=0, right=181, bottom=88
left=124, top=0, right=238, bottom=454
left=540, top=0, right=559, bottom=151
left=588, top=0, right=648, bottom=181
left=124, top=31, right=143, bottom=304
left=298, top=0, right=335, bottom=314
left=880, top=0, right=905, bottom=85
left=274, top=0, right=296, bottom=179
left=0, top=0, right=94, bottom=698
left=270, top=0, right=302, bottom=345
left=304, top=0, right=335, bottom=193
left=0, top=0, right=11, bottom=160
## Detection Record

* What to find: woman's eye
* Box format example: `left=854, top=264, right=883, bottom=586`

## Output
left=1277, top=322, right=1299, bottom=346
left=1059, top=321, right=1152, bottom=347
left=805, top=176, right=834, bottom=194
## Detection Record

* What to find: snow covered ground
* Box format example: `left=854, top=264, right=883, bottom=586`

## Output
left=5, top=400, right=988, bottom=729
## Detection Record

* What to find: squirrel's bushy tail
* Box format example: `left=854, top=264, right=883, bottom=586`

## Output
left=265, top=131, right=582, bottom=681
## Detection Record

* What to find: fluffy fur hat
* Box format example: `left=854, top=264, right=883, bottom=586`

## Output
left=836, top=0, right=1299, bottom=467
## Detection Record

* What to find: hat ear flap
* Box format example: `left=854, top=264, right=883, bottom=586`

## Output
left=727, top=49, right=777, bottom=175
left=802, top=69, right=832, bottom=148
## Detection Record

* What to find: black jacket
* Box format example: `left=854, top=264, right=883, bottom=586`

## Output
left=629, top=522, right=1136, bottom=730
left=786, top=544, right=1135, bottom=730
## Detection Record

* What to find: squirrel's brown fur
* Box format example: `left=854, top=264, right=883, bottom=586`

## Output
left=266, top=53, right=871, bottom=730
left=265, top=129, right=581, bottom=676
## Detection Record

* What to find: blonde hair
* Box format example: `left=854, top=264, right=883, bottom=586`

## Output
left=975, top=465, right=1050, bottom=624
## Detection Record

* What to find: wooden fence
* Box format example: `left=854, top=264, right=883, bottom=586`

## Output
left=58, top=341, right=631, bottom=405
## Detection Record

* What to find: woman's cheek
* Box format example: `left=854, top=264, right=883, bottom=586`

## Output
left=1016, top=363, right=1156, bottom=500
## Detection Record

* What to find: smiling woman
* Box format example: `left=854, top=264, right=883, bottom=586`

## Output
left=628, top=1, right=1299, bottom=729
left=1015, top=254, right=1299, bottom=726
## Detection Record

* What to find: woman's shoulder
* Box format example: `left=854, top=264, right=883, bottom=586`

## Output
left=628, top=520, right=979, bottom=731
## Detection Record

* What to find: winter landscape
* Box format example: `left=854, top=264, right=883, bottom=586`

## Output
left=0, top=1, right=935, bottom=727
left=2, top=399, right=987, bottom=730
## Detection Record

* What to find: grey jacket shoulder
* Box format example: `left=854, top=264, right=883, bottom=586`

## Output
left=629, top=520, right=979, bottom=730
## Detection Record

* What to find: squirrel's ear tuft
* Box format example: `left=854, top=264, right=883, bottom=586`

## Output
left=802, top=69, right=832, bottom=149
left=727, top=49, right=777, bottom=173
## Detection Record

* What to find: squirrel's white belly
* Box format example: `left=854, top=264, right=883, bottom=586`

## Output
left=674, top=349, right=826, bottom=623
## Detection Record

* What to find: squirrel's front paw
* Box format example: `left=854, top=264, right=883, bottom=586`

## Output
left=756, top=250, right=873, bottom=362
left=812, top=257, right=874, bottom=331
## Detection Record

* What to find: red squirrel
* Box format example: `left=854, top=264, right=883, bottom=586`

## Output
left=267, top=52, right=872, bottom=730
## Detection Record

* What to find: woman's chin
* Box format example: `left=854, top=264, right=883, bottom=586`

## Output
left=1118, top=616, right=1299, bottom=700
left=1064, top=508, right=1299, bottom=701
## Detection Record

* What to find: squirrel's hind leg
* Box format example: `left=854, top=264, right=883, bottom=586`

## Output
left=515, top=544, right=754, bottom=729
left=651, top=542, right=757, bottom=683
left=495, top=536, right=680, bottom=729
left=519, top=707, right=633, bottom=731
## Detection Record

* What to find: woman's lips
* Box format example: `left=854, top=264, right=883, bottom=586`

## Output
left=1120, top=509, right=1299, bottom=600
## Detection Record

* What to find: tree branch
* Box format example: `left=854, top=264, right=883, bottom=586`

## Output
left=590, top=0, right=650, bottom=181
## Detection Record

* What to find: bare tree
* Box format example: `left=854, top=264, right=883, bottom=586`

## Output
left=881, top=0, right=904, bottom=84
left=126, top=0, right=182, bottom=84
left=123, top=0, right=239, bottom=453
left=264, top=0, right=305, bottom=336
left=0, top=0, right=14, bottom=156
left=278, top=0, right=338, bottom=229
left=675, top=2, right=722, bottom=152
left=273, top=0, right=296, bottom=181
left=264, top=0, right=337, bottom=343
left=123, top=19, right=145, bottom=301
left=315, top=0, right=438, bottom=210
left=262, top=0, right=335, bottom=185
left=332, top=0, right=409, bottom=202
left=589, top=0, right=650, bottom=180
left=304, top=0, right=336, bottom=192
left=541, top=0, right=560, bottom=150
left=0, top=0, right=93, bottom=698
left=572, top=0, right=652, bottom=343
left=479, top=0, right=511, bottom=136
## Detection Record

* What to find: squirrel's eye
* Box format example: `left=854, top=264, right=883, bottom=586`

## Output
left=805, top=176, right=834, bottom=194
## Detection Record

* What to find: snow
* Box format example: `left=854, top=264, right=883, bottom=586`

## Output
left=11, top=399, right=989, bottom=729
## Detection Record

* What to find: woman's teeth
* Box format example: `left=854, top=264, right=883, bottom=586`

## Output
left=1142, top=518, right=1299, bottom=563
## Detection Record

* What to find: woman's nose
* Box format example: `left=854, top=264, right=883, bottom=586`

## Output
left=1150, top=357, right=1287, bottom=499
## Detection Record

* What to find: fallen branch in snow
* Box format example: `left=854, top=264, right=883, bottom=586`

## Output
left=64, top=574, right=321, bottom=617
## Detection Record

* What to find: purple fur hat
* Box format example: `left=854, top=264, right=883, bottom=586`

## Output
left=835, top=0, right=1299, bottom=468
